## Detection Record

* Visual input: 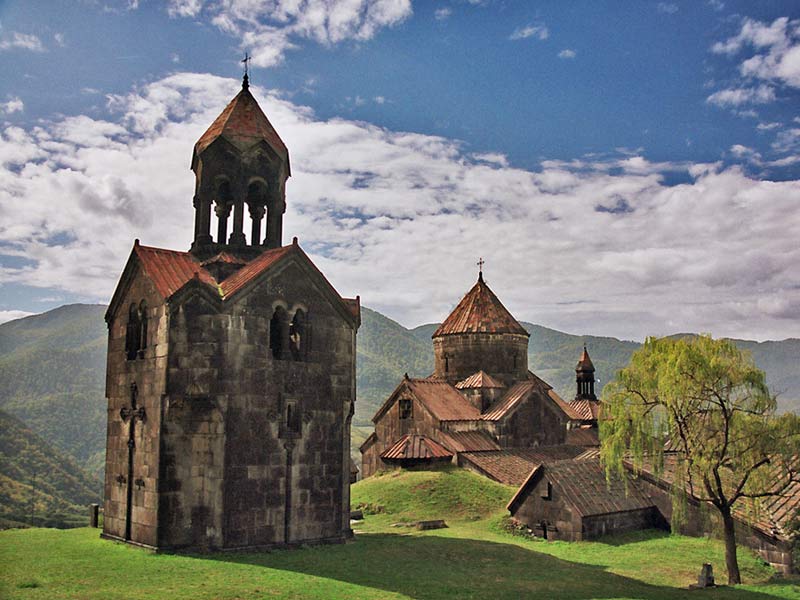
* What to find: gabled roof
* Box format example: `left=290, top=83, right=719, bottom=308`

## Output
left=481, top=373, right=582, bottom=421
left=433, top=274, right=529, bottom=337
left=437, top=430, right=501, bottom=453
left=455, top=370, right=505, bottom=390
left=576, top=346, right=595, bottom=372
left=134, top=244, right=217, bottom=299
left=565, top=427, right=600, bottom=447
left=193, top=84, right=290, bottom=173
left=201, top=251, right=248, bottom=267
left=380, top=434, right=453, bottom=461
left=218, top=244, right=294, bottom=297
left=372, top=377, right=480, bottom=424
left=568, top=399, right=602, bottom=421
left=459, top=445, right=585, bottom=485
left=507, top=459, right=654, bottom=517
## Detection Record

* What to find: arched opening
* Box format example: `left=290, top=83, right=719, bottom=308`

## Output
left=444, top=354, right=449, bottom=373
left=214, top=179, right=234, bottom=244
left=138, top=301, right=148, bottom=358
left=289, top=309, right=306, bottom=361
left=247, top=180, right=268, bottom=247
left=269, top=306, right=289, bottom=360
left=126, top=303, right=140, bottom=361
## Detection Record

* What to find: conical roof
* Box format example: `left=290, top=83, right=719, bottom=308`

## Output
left=193, top=81, right=290, bottom=173
left=433, top=274, right=529, bottom=337
left=576, top=346, right=595, bottom=372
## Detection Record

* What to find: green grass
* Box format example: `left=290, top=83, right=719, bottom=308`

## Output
left=1, top=468, right=799, bottom=600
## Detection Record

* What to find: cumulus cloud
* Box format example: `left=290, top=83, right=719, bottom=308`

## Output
left=0, top=31, right=45, bottom=52
left=0, top=97, right=24, bottom=115
left=0, top=310, right=35, bottom=325
left=558, top=49, right=576, bottom=59
left=509, top=24, right=548, bottom=41
left=706, top=84, right=775, bottom=107
left=165, top=0, right=412, bottom=67
left=2, top=73, right=799, bottom=342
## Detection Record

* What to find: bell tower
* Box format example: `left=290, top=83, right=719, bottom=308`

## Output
left=575, top=345, right=597, bottom=401
left=190, top=72, right=291, bottom=259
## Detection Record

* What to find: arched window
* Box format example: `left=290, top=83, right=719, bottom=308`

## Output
left=138, top=301, right=148, bottom=358
left=289, top=309, right=307, bottom=361
left=126, top=304, right=140, bottom=361
left=214, top=179, right=234, bottom=244
left=269, top=306, right=289, bottom=360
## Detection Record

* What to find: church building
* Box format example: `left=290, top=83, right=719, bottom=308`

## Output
left=102, top=73, right=360, bottom=551
left=360, top=268, right=587, bottom=478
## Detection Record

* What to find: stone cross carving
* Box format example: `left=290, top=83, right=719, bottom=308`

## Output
left=120, top=383, right=146, bottom=541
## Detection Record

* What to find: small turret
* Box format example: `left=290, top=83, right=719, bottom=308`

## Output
left=575, top=345, right=596, bottom=401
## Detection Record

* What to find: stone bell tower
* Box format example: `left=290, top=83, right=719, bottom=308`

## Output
left=190, top=73, right=290, bottom=260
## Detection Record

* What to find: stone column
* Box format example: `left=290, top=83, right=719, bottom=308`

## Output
left=216, top=202, right=231, bottom=244
left=229, top=197, right=246, bottom=246
left=249, top=204, right=265, bottom=247
left=197, top=198, right=212, bottom=244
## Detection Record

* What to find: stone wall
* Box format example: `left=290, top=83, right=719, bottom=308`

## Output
left=494, top=390, right=566, bottom=448
left=432, top=333, right=529, bottom=386
left=103, top=266, right=167, bottom=547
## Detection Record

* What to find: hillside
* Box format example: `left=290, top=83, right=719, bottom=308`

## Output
left=0, top=410, right=101, bottom=528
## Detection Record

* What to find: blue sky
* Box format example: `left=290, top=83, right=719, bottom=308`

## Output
left=1, top=1, right=799, bottom=341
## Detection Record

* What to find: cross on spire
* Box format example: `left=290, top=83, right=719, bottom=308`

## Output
left=477, top=257, right=485, bottom=282
left=241, top=52, right=251, bottom=89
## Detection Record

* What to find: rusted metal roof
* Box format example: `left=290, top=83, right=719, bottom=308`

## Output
left=218, top=244, right=294, bottom=297
left=565, top=427, right=600, bottom=447
left=459, top=445, right=585, bottom=485
left=193, top=85, right=290, bottom=173
left=380, top=434, right=453, bottom=461
left=200, top=251, right=248, bottom=266
left=455, top=370, right=505, bottom=390
left=134, top=243, right=217, bottom=299
left=432, top=274, right=529, bottom=337
left=437, top=430, right=501, bottom=453
left=481, top=373, right=582, bottom=421
left=568, top=399, right=601, bottom=421
left=407, top=378, right=482, bottom=422
left=576, top=346, right=595, bottom=371
left=508, top=459, right=654, bottom=518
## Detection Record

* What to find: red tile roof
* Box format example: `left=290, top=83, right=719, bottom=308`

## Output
left=568, top=399, right=602, bottom=421
left=380, top=434, right=453, bottom=461
left=218, top=244, right=294, bottom=297
left=437, top=430, right=501, bottom=453
left=459, top=445, right=585, bottom=485
left=433, top=275, right=529, bottom=337
left=481, top=373, right=582, bottom=421
left=134, top=244, right=216, bottom=299
left=455, top=370, right=505, bottom=390
left=194, top=86, right=290, bottom=173
left=565, top=428, right=600, bottom=447
left=509, top=459, right=654, bottom=517
left=200, top=251, right=248, bottom=266
left=407, top=378, right=481, bottom=422
left=576, top=346, right=595, bottom=371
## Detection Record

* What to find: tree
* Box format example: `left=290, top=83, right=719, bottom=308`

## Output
left=600, top=335, right=800, bottom=584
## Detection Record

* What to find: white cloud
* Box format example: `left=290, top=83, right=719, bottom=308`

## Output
left=374, top=96, right=386, bottom=104
left=53, top=32, right=66, bottom=47
left=0, top=310, right=36, bottom=325
left=756, top=122, right=781, bottom=131
left=434, top=7, right=452, bottom=21
left=166, top=0, right=412, bottom=67
left=657, top=3, right=678, bottom=14
left=509, top=24, right=549, bottom=41
left=0, top=97, right=24, bottom=115
left=558, top=49, right=576, bottom=59
left=706, top=84, right=775, bottom=107
left=707, top=0, right=724, bottom=11
left=2, top=73, right=800, bottom=342
left=772, top=128, right=800, bottom=154
left=0, top=31, right=45, bottom=52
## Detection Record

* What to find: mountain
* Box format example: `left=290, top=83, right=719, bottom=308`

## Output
left=0, top=410, right=101, bottom=528
left=1, top=304, right=797, bottom=507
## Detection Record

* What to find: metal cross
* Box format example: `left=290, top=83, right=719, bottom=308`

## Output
left=241, top=52, right=251, bottom=77
left=477, top=257, right=485, bottom=274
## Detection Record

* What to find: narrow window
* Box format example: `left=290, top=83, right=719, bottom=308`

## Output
left=286, top=401, right=300, bottom=433
left=444, top=354, right=449, bottom=373
left=270, top=306, right=288, bottom=360
left=289, top=309, right=306, bottom=361
left=399, top=398, right=412, bottom=420
left=126, top=304, right=140, bottom=361
left=138, top=301, right=148, bottom=358
left=541, top=481, right=552, bottom=500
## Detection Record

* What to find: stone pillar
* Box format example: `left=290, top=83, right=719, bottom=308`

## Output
left=229, top=198, right=246, bottom=246
left=198, top=198, right=212, bottom=244
left=215, top=202, right=231, bottom=245
left=249, top=204, right=265, bottom=247
left=89, top=503, right=99, bottom=528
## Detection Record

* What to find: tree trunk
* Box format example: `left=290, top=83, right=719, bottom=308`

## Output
left=721, top=506, right=741, bottom=585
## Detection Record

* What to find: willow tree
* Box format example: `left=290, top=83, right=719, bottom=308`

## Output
left=600, top=335, right=800, bottom=585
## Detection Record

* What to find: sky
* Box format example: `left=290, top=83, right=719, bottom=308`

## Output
left=0, top=0, right=799, bottom=341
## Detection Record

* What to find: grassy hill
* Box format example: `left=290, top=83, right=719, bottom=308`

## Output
left=1, top=467, right=795, bottom=599
left=0, top=410, right=101, bottom=529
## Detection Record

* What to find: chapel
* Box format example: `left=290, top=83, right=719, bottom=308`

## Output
left=102, top=73, right=360, bottom=551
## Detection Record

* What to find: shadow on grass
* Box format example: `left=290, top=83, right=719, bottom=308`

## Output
left=204, top=532, right=782, bottom=600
